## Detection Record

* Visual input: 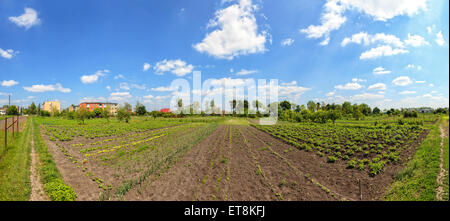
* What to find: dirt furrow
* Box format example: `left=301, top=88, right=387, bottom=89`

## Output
left=30, top=121, right=49, bottom=201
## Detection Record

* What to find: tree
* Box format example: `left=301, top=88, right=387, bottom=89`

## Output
left=76, top=107, right=89, bottom=124
left=6, top=105, right=19, bottom=115
left=93, top=108, right=103, bottom=117
left=342, top=102, right=352, bottom=115
left=373, top=107, right=381, bottom=114
left=29, top=102, right=37, bottom=115
left=353, top=109, right=364, bottom=120
left=359, top=103, right=372, bottom=116
left=279, top=100, right=291, bottom=112
left=135, top=102, right=147, bottom=116
left=117, top=107, right=131, bottom=123
left=230, top=100, right=237, bottom=114
left=123, top=102, right=132, bottom=112
left=307, top=101, right=317, bottom=112
left=328, top=110, right=342, bottom=124
left=210, top=100, right=215, bottom=115
left=37, top=103, right=41, bottom=116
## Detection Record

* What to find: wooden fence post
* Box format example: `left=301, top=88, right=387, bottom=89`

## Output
left=4, top=118, right=7, bottom=149
left=12, top=117, right=15, bottom=137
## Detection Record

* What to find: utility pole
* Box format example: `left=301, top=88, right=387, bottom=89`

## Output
left=8, top=94, right=10, bottom=107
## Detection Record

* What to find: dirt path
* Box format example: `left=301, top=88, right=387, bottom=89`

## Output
left=29, top=120, right=49, bottom=201
left=436, top=123, right=448, bottom=201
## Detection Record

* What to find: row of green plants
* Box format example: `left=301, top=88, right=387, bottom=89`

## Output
left=32, top=118, right=77, bottom=201
left=254, top=123, right=424, bottom=177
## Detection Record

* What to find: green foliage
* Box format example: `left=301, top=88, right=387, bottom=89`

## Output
left=6, top=105, right=19, bottom=115
left=117, top=107, right=131, bottom=123
left=44, top=181, right=76, bottom=201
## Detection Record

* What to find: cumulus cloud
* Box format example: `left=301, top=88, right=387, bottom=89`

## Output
left=301, top=0, right=427, bottom=45
left=9, top=8, right=41, bottom=29
left=109, top=91, right=132, bottom=102
left=193, top=0, right=267, bottom=59
left=406, top=64, right=422, bottom=70
left=368, top=83, right=386, bottom=90
left=404, top=33, right=429, bottom=47
left=399, top=90, right=416, bottom=95
left=360, top=45, right=408, bottom=59
left=281, top=38, right=295, bottom=46
left=373, top=66, right=391, bottom=75
left=392, top=76, right=413, bottom=86
left=154, top=59, right=194, bottom=76
left=1, top=80, right=19, bottom=87
left=334, top=82, right=363, bottom=90
left=0, top=48, right=18, bottom=59
left=23, top=83, right=71, bottom=93
left=435, top=31, right=445, bottom=46
left=341, top=32, right=404, bottom=48
left=350, top=93, right=384, bottom=101
left=143, top=63, right=151, bottom=71
left=235, top=69, right=257, bottom=76
left=81, top=70, right=109, bottom=84
left=150, top=86, right=175, bottom=92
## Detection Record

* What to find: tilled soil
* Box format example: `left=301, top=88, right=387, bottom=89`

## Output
left=125, top=125, right=334, bottom=201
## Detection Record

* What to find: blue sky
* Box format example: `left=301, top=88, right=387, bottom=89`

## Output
left=0, top=0, right=448, bottom=111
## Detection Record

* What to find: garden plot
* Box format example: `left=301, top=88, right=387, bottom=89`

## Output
left=125, top=125, right=336, bottom=201
left=41, top=120, right=217, bottom=200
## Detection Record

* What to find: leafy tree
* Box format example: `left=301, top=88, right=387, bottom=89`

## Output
left=307, top=101, right=316, bottom=112
left=76, top=107, right=89, bottom=124
left=328, top=110, right=342, bottom=124
left=93, top=108, right=103, bottom=117
left=40, top=110, right=51, bottom=117
left=373, top=107, right=381, bottom=114
left=353, top=109, right=364, bottom=120
left=118, top=107, right=131, bottom=123
left=37, top=103, right=41, bottom=116
left=279, top=100, right=291, bottom=111
left=135, top=102, right=147, bottom=116
left=29, top=102, right=37, bottom=115
left=342, top=102, right=352, bottom=115
left=6, top=105, right=19, bottom=115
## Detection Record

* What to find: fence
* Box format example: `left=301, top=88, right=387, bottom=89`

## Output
left=2, top=116, right=20, bottom=149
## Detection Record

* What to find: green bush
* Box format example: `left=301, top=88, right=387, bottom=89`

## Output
left=44, top=181, right=77, bottom=201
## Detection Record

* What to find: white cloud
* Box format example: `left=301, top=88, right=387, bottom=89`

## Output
left=406, top=64, right=422, bottom=70
left=150, top=86, right=175, bottom=92
left=9, top=8, right=41, bottom=29
left=280, top=81, right=297, bottom=86
left=106, top=86, right=111, bottom=90
left=301, top=0, right=427, bottom=44
left=373, top=66, right=391, bottom=75
left=334, top=82, right=363, bottom=90
left=281, top=38, right=294, bottom=46
left=415, top=80, right=426, bottom=83
left=23, top=83, right=71, bottom=93
left=109, top=91, right=132, bottom=102
left=130, top=84, right=146, bottom=90
left=114, top=74, right=125, bottom=80
left=143, top=63, right=151, bottom=71
left=235, top=69, right=257, bottom=76
left=404, top=33, right=429, bottom=47
left=429, top=83, right=434, bottom=87
left=392, top=76, right=413, bottom=86
left=399, top=90, right=416, bottom=95
left=193, top=0, right=267, bottom=59
left=435, top=31, right=445, bottom=46
left=350, top=93, right=384, bottom=101
left=326, top=91, right=336, bottom=97
left=0, top=48, right=18, bottom=59
left=81, top=70, right=109, bottom=84
left=154, top=59, right=194, bottom=76
left=352, top=78, right=366, bottom=82
left=300, top=0, right=346, bottom=46
left=1, top=80, right=19, bottom=87
left=360, top=45, right=408, bottom=59
left=341, top=32, right=404, bottom=48
left=119, top=82, right=130, bottom=90
left=368, top=83, right=386, bottom=90
left=427, top=26, right=432, bottom=34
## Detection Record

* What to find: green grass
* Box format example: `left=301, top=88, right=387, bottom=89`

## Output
left=383, top=120, right=441, bottom=201
left=32, top=117, right=77, bottom=201
left=0, top=117, right=32, bottom=201
left=442, top=118, right=449, bottom=201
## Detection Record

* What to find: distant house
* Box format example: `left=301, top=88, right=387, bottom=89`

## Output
left=417, top=107, right=434, bottom=113
left=160, top=108, right=171, bottom=113
left=79, top=102, right=118, bottom=115
left=0, top=108, right=6, bottom=115
left=67, top=104, right=79, bottom=112
left=42, top=101, right=61, bottom=113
